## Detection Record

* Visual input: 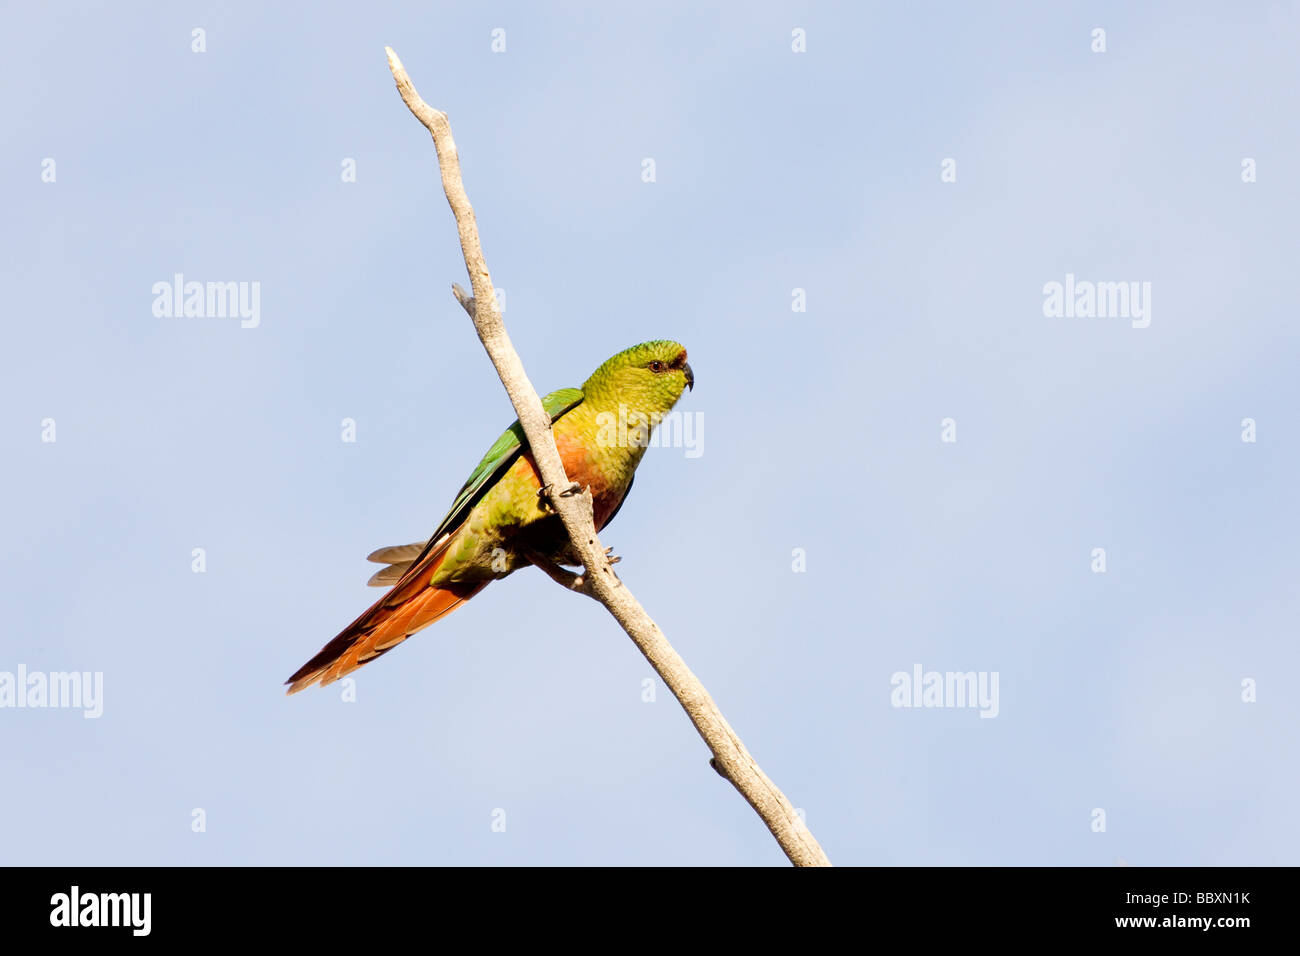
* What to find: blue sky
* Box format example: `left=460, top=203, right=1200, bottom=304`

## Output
left=2, top=1, right=1296, bottom=865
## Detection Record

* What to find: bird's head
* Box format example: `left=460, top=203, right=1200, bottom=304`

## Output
left=582, top=340, right=693, bottom=420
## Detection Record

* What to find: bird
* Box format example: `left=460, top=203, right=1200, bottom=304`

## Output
left=285, top=340, right=694, bottom=694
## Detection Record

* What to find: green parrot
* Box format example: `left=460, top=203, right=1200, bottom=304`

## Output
left=286, top=340, right=693, bottom=693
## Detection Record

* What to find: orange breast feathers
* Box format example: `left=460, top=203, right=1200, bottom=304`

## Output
left=520, top=429, right=625, bottom=530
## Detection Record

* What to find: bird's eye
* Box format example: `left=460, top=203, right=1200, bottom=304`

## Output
left=648, top=361, right=664, bottom=372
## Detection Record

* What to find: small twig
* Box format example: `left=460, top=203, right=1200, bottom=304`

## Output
left=385, top=46, right=830, bottom=867
left=452, top=282, right=475, bottom=318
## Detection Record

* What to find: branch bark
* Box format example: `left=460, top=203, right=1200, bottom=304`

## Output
left=384, top=46, right=831, bottom=868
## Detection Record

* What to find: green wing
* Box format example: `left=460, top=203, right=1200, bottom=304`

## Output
left=427, top=387, right=584, bottom=544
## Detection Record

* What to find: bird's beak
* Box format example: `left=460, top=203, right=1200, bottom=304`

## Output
left=682, top=362, right=694, bottom=391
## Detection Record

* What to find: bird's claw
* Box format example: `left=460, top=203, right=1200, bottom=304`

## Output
left=604, top=545, right=621, bottom=565
left=537, top=481, right=583, bottom=511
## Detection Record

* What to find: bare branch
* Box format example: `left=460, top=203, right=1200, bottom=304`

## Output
left=384, top=46, right=831, bottom=867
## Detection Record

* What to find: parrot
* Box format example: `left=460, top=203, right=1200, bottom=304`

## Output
left=285, top=340, right=694, bottom=694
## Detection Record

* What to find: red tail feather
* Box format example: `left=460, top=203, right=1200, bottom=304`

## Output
left=286, top=536, right=487, bottom=694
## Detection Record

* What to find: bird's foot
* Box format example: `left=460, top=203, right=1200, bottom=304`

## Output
left=604, top=545, right=621, bottom=566
left=537, top=481, right=583, bottom=512
left=522, top=547, right=586, bottom=592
